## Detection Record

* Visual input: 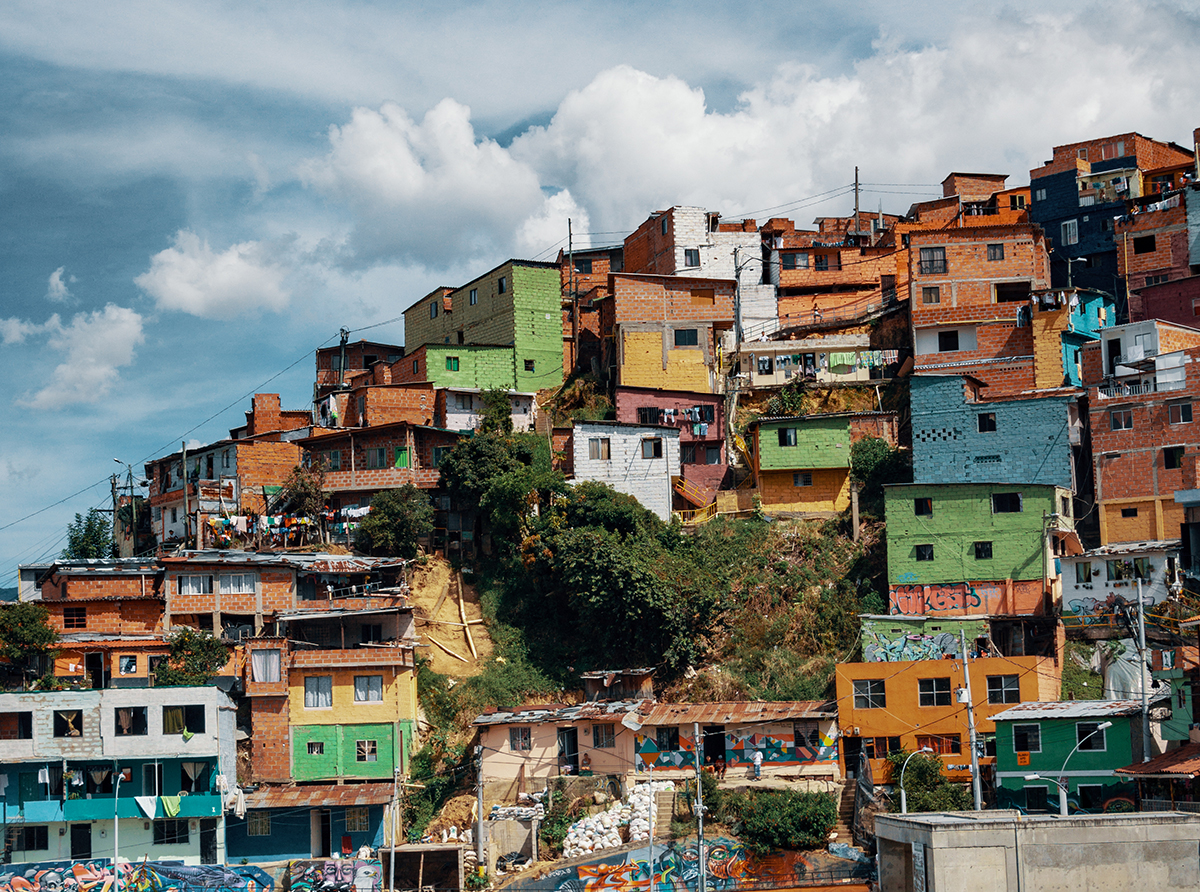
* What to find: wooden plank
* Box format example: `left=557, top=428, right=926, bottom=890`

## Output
left=458, top=571, right=478, bottom=659
left=427, top=636, right=470, bottom=663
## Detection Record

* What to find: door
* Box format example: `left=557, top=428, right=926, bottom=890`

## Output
left=84, top=652, right=107, bottom=689
left=71, top=824, right=92, bottom=860
left=842, top=737, right=863, bottom=780
left=702, top=726, right=725, bottom=768
left=199, top=819, right=218, bottom=864
left=557, top=728, right=579, bottom=774
left=310, top=808, right=332, bottom=857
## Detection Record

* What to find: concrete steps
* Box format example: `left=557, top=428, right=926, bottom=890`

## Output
left=832, top=780, right=856, bottom=842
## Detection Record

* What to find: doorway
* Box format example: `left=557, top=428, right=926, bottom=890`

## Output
left=70, top=824, right=92, bottom=860
left=702, top=726, right=726, bottom=768
left=557, top=727, right=579, bottom=774
left=199, top=819, right=218, bottom=864
left=310, top=809, right=332, bottom=857
left=84, top=652, right=107, bottom=689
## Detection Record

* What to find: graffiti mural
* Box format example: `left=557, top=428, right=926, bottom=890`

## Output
left=860, top=617, right=989, bottom=662
left=282, top=860, right=381, bottom=892
left=994, top=781, right=1136, bottom=815
left=508, top=837, right=868, bottom=892
left=889, top=583, right=982, bottom=615
left=633, top=726, right=836, bottom=774
left=0, top=862, right=272, bottom=892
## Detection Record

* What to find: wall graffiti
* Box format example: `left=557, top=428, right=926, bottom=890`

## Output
left=509, top=837, right=867, bottom=892
left=889, top=583, right=983, bottom=615
left=0, top=862, right=273, bottom=892
left=282, top=860, right=381, bottom=892
left=862, top=630, right=961, bottom=662
left=633, top=727, right=836, bottom=774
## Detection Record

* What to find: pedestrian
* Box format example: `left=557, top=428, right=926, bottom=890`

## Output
left=752, top=747, right=763, bottom=780
left=717, top=756, right=727, bottom=780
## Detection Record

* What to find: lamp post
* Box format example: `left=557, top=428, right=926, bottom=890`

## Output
left=1026, top=719, right=1113, bottom=816
left=113, top=768, right=123, bottom=892
left=899, top=747, right=934, bottom=814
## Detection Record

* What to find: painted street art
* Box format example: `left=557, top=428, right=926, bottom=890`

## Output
left=508, top=837, right=869, bottom=892
left=889, top=583, right=982, bottom=615
left=860, top=617, right=988, bottom=662
left=994, top=781, right=1135, bottom=815
left=633, top=727, right=836, bottom=774
left=282, top=860, right=381, bottom=892
left=0, top=862, right=273, bottom=892
left=888, top=580, right=1042, bottom=616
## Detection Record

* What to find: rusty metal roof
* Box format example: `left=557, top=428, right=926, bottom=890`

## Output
left=990, top=700, right=1151, bottom=722
left=472, top=699, right=654, bottom=727
left=1116, top=742, right=1200, bottom=778
left=1069, top=539, right=1181, bottom=558
left=244, top=782, right=395, bottom=809
left=160, top=551, right=410, bottom=573
left=640, top=700, right=836, bottom=724
left=579, top=668, right=655, bottom=679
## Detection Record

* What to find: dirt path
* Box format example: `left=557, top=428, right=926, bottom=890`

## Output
left=408, top=558, right=493, bottom=676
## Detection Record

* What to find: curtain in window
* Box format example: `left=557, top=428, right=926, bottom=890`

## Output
left=163, top=706, right=185, bottom=734
left=354, top=675, right=382, bottom=701
left=250, top=649, right=281, bottom=683
left=116, top=708, right=134, bottom=735
left=305, top=677, right=332, bottom=708
left=89, top=769, right=111, bottom=786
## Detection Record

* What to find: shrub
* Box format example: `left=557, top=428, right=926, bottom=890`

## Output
left=726, top=789, right=837, bottom=854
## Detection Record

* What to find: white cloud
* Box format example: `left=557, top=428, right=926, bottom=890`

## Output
left=1, top=316, right=53, bottom=345
left=15, top=305, right=145, bottom=409
left=45, top=267, right=75, bottom=303
left=134, top=230, right=291, bottom=318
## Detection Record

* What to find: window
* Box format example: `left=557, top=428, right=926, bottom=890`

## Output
left=53, top=710, right=83, bottom=738
left=1034, top=188, right=1047, bottom=202
left=178, top=575, right=213, bottom=595
left=498, top=276, right=507, bottom=294
left=171, top=507, right=178, bottom=524
left=509, top=728, right=531, bottom=751
left=992, top=493, right=1023, bottom=513
left=656, top=727, right=680, bottom=751
left=641, top=438, right=663, bottom=459
left=248, top=812, right=271, bottom=837
left=918, top=247, right=947, bottom=275
left=938, top=330, right=960, bottom=352
left=1146, top=274, right=1168, bottom=287
left=432, top=446, right=450, bottom=466
left=637, top=407, right=663, bottom=425
left=1077, top=722, right=1107, bottom=751
left=853, top=679, right=886, bottom=709
left=859, top=736, right=901, bottom=758
left=153, top=820, right=189, bottom=845
left=307, top=741, right=325, bottom=755
left=683, top=248, right=700, bottom=267
left=572, top=259, right=592, bottom=275
left=915, top=544, right=934, bottom=561
left=305, top=676, right=333, bottom=709
left=14, top=826, right=48, bottom=851
left=1075, top=562, right=1093, bottom=583
left=986, top=243, right=1005, bottom=261
left=356, top=740, right=378, bottom=762
left=429, top=301, right=438, bottom=319
left=1061, top=219, right=1079, bottom=246
left=974, top=541, right=993, bottom=560
left=588, top=438, right=610, bottom=460
left=366, top=447, right=387, bottom=469
left=1169, top=402, right=1192, bottom=424
left=916, top=734, right=961, bottom=755
left=660, top=218, right=668, bottom=235
left=918, top=677, right=952, bottom=707
left=346, top=807, right=370, bottom=833
left=163, top=705, right=206, bottom=734
left=454, top=393, right=472, bottom=411
left=524, top=359, right=536, bottom=372
left=354, top=675, right=383, bottom=702
left=793, top=472, right=813, bottom=487
left=361, top=624, right=383, bottom=644
left=321, top=450, right=341, bottom=471
left=921, top=286, right=940, bottom=305
left=144, top=763, right=163, bottom=796
left=977, top=412, right=997, bottom=433
left=1078, top=785, right=1105, bottom=811
left=778, top=428, right=798, bottom=447
left=220, top=573, right=254, bottom=594
left=119, top=655, right=137, bottom=675
left=1010, top=194, right=1026, bottom=210
left=1013, top=724, right=1041, bottom=753
left=469, top=287, right=478, bottom=305
left=445, top=356, right=459, bottom=372
left=357, top=396, right=366, bottom=418
left=814, top=254, right=829, bottom=271
left=914, top=498, right=932, bottom=516
left=593, top=723, right=616, bottom=748
left=681, top=444, right=697, bottom=464
left=1025, top=786, right=1049, bottom=812
left=114, top=706, right=148, bottom=736
left=987, top=675, right=1020, bottom=704
left=413, top=359, right=419, bottom=374
left=674, top=328, right=699, bottom=347
left=1110, top=409, right=1133, bottom=431
left=1165, top=446, right=1185, bottom=470
left=705, top=445, right=721, bottom=464
left=1077, top=147, right=1088, bottom=160
left=63, top=606, right=86, bottom=629
left=1133, top=235, right=1157, bottom=255
left=781, top=252, right=808, bottom=270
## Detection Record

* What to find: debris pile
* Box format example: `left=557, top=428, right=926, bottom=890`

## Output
left=562, top=781, right=673, bottom=858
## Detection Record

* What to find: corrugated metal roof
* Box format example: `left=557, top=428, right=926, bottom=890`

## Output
left=161, top=551, right=409, bottom=572
left=1070, top=539, right=1181, bottom=557
left=472, top=699, right=653, bottom=727
left=640, top=700, right=836, bottom=724
left=1116, top=742, right=1200, bottom=778
left=579, top=668, right=655, bottom=679
left=990, top=700, right=1150, bottom=722
left=244, top=783, right=395, bottom=809
left=750, top=411, right=894, bottom=426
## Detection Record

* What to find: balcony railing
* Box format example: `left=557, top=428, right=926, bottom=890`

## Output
left=1097, top=378, right=1185, bottom=398
left=1142, top=799, right=1200, bottom=813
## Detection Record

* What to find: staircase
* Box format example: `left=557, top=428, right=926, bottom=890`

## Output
left=671, top=475, right=710, bottom=507
left=832, top=780, right=857, bottom=843
left=652, top=790, right=673, bottom=838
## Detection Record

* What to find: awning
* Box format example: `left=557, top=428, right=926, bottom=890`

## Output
left=243, top=783, right=394, bottom=810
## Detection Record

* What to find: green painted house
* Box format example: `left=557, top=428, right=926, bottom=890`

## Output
left=993, top=700, right=1146, bottom=814
left=291, top=722, right=404, bottom=782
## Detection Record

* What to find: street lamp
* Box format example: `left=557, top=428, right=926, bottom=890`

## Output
left=113, top=768, right=123, bottom=892
left=1026, top=720, right=1113, bottom=816
left=899, top=747, right=934, bottom=814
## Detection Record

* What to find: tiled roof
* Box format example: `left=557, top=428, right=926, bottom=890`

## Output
left=244, top=783, right=395, bottom=809
left=1116, top=742, right=1200, bottom=778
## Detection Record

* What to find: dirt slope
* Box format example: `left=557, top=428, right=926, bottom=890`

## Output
left=408, top=558, right=493, bottom=676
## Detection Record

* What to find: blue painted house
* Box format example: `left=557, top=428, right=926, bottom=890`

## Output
left=224, top=784, right=393, bottom=862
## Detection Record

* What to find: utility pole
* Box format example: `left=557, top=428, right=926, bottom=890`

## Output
left=110, top=474, right=119, bottom=551
left=568, top=219, right=577, bottom=372
left=1137, top=578, right=1151, bottom=761
left=389, top=766, right=399, bottom=892
left=959, top=630, right=983, bottom=810
left=181, top=441, right=190, bottom=548
left=853, top=166, right=860, bottom=239
left=693, top=723, right=706, bottom=892
left=475, top=745, right=485, bottom=875
left=338, top=327, right=350, bottom=388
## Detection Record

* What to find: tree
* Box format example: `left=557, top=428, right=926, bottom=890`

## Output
left=885, top=750, right=973, bottom=813
left=62, top=508, right=114, bottom=559
left=354, top=485, right=435, bottom=557
left=724, top=789, right=838, bottom=854
left=478, top=388, right=515, bottom=435
left=0, top=602, right=58, bottom=679
left=850, top=436, right=912, bottom=517
left=279, top=464, right=326, bottom=517
left=154, top=628, right=231, bottom=686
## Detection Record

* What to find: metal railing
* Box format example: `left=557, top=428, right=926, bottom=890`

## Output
left=1097, top=379, right=1186, bottom=398
left=1142, top=799, right=1200, bottom=813
left=674, top=502, right=718, bottom=527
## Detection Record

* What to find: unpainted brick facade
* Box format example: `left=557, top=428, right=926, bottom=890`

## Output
left=315, top=340, right=404, bottom=398
left=300, top=422, right=462, bottom=496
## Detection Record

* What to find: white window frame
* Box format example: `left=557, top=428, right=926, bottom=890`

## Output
left=177, top=575, right=213, bottom=595
left=510, top=727, right=532, bottom=751
left=304, top=675, right=333, bottom=709
left=588, top=438, right=611, bottom=461
left=354, top=674, right=384, bottom=702
left=1061, top=219, right=1079, bottom=246
left=1076, top=721, right=1108, bottom=752
left=219, top=573, right=255, bottom=595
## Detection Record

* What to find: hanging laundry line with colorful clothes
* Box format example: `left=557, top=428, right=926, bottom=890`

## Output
left=205, top=513, right=322, bottom=548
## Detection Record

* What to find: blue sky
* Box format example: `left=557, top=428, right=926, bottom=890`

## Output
left=2, top=0, right=1200, bottom=580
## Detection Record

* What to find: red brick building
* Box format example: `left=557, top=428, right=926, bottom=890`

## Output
left=560, top=244, right=623, bottom=376
left=314, top=338, right=404, bottom=399
left=1119, top=187, right=1197, bottom=320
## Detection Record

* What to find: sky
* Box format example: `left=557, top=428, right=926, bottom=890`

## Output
left=2, top=0, right=1200, bottom=582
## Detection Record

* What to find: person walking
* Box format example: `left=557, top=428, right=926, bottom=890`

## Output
left=752, top=747, right=763, bottom=780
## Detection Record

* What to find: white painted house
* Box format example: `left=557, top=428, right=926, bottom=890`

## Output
left=1060, top=539, right=1181, bottom=625
left=440, top=387, right=536, bottom=432
left=571, top=421, right=681, bottom=521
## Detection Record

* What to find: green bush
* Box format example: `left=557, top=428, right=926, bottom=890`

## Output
left=884, top=751, right=973, bottom=813
left=725, top=789, right=837, bottom=854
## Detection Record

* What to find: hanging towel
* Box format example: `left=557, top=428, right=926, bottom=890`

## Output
left=135, top=795, right=158, bottom=818
left=161, top=795, right=181, bottom=817
left=234, top=787, right=246, bottom=819
left=38, top=767, right=50, bottom=784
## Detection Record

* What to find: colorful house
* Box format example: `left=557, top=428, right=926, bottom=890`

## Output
left=992, top=700, right=1147, bottom=814
left=1060, top=540, right=1182, bottom=629
left=570, top=421, right=682, bottom=521
left=859, top=614, right=1061, bottom=664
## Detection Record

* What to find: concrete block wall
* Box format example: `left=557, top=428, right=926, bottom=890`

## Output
left=758, top=467, right=849, bottom=513
left=236, top=441, right=303, bottom=512
left=610, top=272, right=736, bottom=324
left=571, top=422, right=681, bottom=520
left=46, top=598, right=162, bottom=635
left=344, top=384, right=435, bottom=428
left=510, top=263, right=566, bottom=391
left=618, top=326, right=714, bottom=393
left=756, top=416, right=851, bottom=472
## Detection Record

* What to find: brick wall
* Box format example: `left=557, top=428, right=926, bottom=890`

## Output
left=46, top=597, right=163, bottom=635
left=758, top=467, right=849, bottom=513
left=617, top=326, right=714, bottom=393
left=1137, top=276, right=1200, bottom=327
left=235, top=440, right=302, bottom=512
left=339, top=383, right=435, bottom=428
left=610, top=272, right=735, bottom=324
left=315, top=426, right=461, bottom=493
left=249, top=695, right=292, bottom=782
left=614, top=387, right=727, bottom=495
left=1116, top=202, right=1190, bottom=314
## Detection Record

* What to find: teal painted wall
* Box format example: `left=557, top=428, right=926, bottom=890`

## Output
left=292, top=723, right=401, bottom=781
left=511, top=264, right=565, bottom=391
left=884, top=483, right=1065, bottom=585
left=757, top=416, right=851, bottom=471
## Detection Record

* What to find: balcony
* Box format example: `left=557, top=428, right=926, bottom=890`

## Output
left=1096, top=379, right=1185, bottom=398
